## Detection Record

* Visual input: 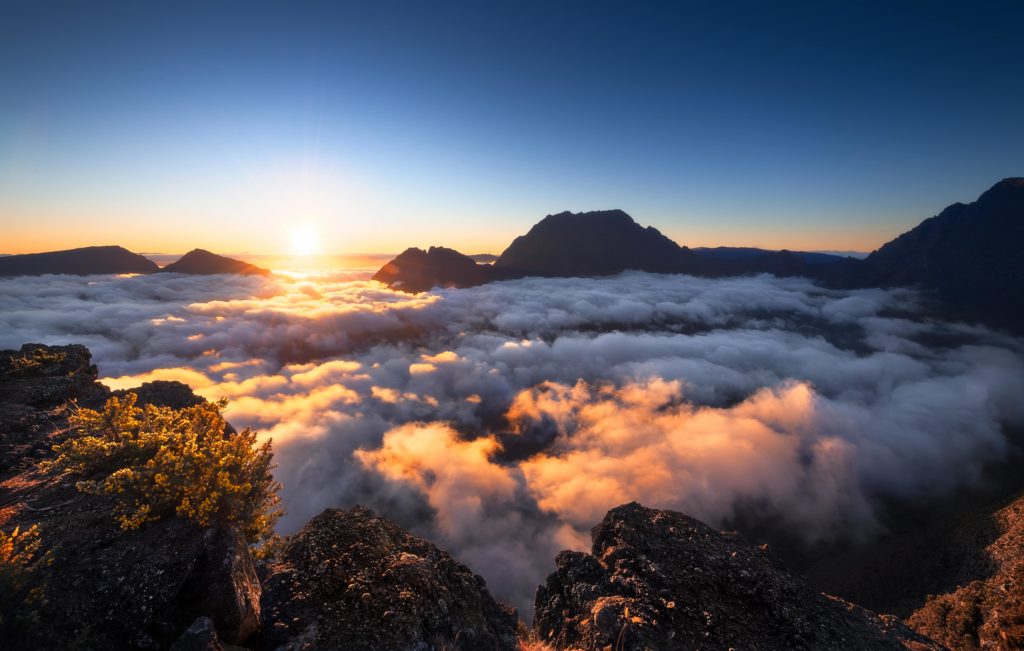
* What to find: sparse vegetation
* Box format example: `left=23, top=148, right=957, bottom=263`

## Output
left=5, top=348, right=67, bottom=375
left=45, top=393, right=281, bottom=543
left=0, top=524, right=49, bottom=633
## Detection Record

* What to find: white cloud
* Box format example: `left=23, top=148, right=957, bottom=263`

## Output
left=2, top=269, right=1022, bottom=614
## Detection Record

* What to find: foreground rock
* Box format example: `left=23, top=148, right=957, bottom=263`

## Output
left=260, top=506, right=518, bottom=650
left=907, top=489, right=1024, bottom=650
left=0, top=344, right=260, bottom=649
left=0, top=245, right=159, bottom=276
left=533, top=503, right=942, bottom=650
left=158, top=248, right=269, bottom=275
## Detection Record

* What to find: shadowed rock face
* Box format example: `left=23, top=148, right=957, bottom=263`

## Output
left=857, top=177, right=1024, bottom=331
left=533, top=503, right=942, bottom=651
left=259, top=506, right=519, bottom=651
left=0, top=245, right=158, bottom=276
left=496, top=209, right=697, bottom=277
left=158, top=249, right=269, bottom=275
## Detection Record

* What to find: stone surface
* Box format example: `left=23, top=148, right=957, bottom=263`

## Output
left=259, top=506, right=519, bottom=651
left=0, top=344, right=260, bottom=649
left=533, top=502, right=943, bottom=650
left=907, top=490, right=1024, bottom=650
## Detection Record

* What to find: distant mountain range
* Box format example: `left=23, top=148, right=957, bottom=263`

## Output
left=0, top=246, right=159, bottom=276
left=0, top=247, right=268, bottom=277
left=373, top=178, right=1024, bottom=333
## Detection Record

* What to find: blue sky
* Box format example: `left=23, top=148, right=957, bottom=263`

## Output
left=1, top=1, right=1022, bottom=254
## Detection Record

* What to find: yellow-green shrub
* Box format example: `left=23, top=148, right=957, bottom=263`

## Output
left=46, top=393, right=281, bottom=543
left=0, top=524, right=48, bottom=631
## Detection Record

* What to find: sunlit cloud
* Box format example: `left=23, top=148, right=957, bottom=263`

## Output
left=1, top=268, right=1022, bottom=614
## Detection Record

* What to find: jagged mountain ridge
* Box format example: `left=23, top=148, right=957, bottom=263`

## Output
left=372, top=178, right=1024, bottom=333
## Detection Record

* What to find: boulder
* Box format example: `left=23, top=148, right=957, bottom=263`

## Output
left=533, top=502, right=942, bottom=650
left=259, top=506, right=518, bottom=650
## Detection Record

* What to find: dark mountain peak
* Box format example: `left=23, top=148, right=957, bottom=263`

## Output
left=538, top=208, right=635, bottom=227
left=159, top=249, right=269, bottom=275
left=975, top=176, right=1024, bottom=205
left=858, top=176, right=1024, bottom=331
left=496, top=209, right=694, bottom=276
left=0, top=245, right=158, bottom=276
left=371, top=245, right=507, bottom=292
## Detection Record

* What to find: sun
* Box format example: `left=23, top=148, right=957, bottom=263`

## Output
left=289, top=225, right=320, bottom=257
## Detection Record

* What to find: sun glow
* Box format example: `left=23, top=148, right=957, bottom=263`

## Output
left=289, top=225, right=320, bottom=257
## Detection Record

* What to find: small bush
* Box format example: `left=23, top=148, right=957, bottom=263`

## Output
left=0, top=524, right=48, bottom=632
left=45, top=393, right=281, bottom=543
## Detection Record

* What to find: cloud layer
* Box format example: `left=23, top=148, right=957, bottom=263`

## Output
left=2, top=269, right=1022, bottom=614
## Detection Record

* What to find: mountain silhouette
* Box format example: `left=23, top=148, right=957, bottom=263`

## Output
left=373, top=179, right=1024, bottom=333
left=496, top=209, right=698, bottom=276
left=371, top=246, right=511, bottom=292
left=855, top=177, right=1024, bottom=330
left=0, top=246, right=158, bottom=276
left=158, top=249, right=269, bottom=275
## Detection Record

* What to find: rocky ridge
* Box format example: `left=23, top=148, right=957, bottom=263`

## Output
left=533, top=502, right=942, bottom=650
left=260, top=507, right=518, bottom=650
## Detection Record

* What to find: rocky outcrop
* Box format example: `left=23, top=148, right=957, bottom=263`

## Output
left=907, top=490, right=1024, bottom=650
left=533, top=503, right=942, bottom=650
left=158, top=249, right=269, bottom=275
left=0, top=344, right=260, bottom=649
left=0, top=344, right=107, bottom=475
left=259, top=506, right=519, bottom=650
left=0, top=245, right=159, bottom=276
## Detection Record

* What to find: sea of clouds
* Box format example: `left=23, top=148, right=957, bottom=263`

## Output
left=2, top=268, right=1023, bottom=614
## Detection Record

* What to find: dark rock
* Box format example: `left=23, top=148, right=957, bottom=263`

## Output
left=533, top=502, right=942, bottom=650
left=0, top=344, right=107, bottom=477
left=259, top=506, right=518, bottom=651
left=0, top=245, right=159, bottom=276
left=159, top=249, right=269, bottom=275
left=0, top=343, right=103, bottom=407
left=170, top=617, right=225, bottom=651
left=114, top=380, right=209, bottom=410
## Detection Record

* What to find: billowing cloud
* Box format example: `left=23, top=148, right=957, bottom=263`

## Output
left=2, top=268, right=1022, bottom=614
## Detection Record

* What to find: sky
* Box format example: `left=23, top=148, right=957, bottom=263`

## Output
left=1, top=1, right=1022, bottom=255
